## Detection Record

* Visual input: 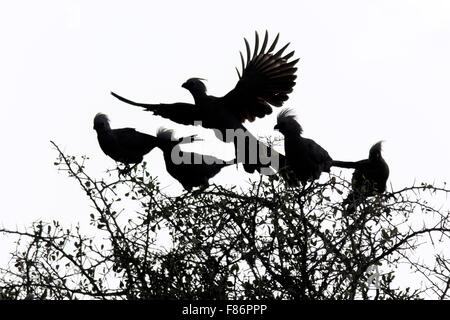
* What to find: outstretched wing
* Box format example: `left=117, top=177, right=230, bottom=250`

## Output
left=111, top=92, right=201, bottom=126
left=223, top=31, right=299, bottom=123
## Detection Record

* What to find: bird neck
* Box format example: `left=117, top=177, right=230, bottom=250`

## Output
left=95, top=128, right=110, bottom=136
left=284, top=132, right=303, bottom=142
left=190, top=90, right=207, bottom=105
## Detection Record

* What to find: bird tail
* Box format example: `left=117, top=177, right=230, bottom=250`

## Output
left=331, top=160, right=357, bottom=169
left=110, top=91, right=155, bottom=110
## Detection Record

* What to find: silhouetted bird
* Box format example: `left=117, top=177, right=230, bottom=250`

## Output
left=111, top=31, right=298, bottom=175
left=157, top=128, right=232, bottom=191
left=93, top=113, right=160, bottom=173
left=274, top=109, right=333, bottom=186
left=332, top=141, right=390, bottom=214
left=93, top=113, right=196, bottom=175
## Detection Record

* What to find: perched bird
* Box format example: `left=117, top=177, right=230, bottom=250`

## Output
left=157, top=128, right=232, bottom=191
left=332, top=141, right=390, bottom=214
left=274, top=109, right=333, bottom=186
left=93, top=113, right=159, bottom=172
left=93, top=113, right=196, bottom=174
left=110, top=31, right=298, bottom=175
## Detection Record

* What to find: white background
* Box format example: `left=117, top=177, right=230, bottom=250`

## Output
left=1, top=0, right=449, bottom=291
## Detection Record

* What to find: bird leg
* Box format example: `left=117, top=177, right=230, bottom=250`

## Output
left=191, top=184, right=209, bottom=197
left=342, top=192, right=364, bottom=216
left=268, top=173, right=280, bottom=182
left=233, top=136, right=240, bottom=170
left=118, top=163, right=137, bottom=177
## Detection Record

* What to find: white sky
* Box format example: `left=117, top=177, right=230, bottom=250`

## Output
left=1, top=0, right=450, bottom=284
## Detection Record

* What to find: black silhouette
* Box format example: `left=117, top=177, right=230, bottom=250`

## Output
left=157, top=128, right=232, bottom=191
left=93, top=113, right=196, bottom=175
left=274, top=109, right=332, bottom=186
left=93, top=113, right=160, bottom=173
left=110, top=31, right=298, bottom=174
left=332, top=141, right=390, bottom=214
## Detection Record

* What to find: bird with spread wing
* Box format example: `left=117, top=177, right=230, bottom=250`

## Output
left=111, top=31, right=299, bottom=175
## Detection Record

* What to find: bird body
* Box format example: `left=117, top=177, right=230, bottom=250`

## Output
left=111, top=31, right=298, bottom=174
left=93, top=113, right=159, bottom=165
left=157, top=129, right=231, bottom=191
left=275, top=109, right=332, bottom=185
left=285, top=135, right=332, bottom=183
left=332, top=141, right=390, bottom=214
left=333, top=159, right=389, bottom=196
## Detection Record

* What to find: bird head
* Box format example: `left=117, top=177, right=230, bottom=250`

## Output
left=274, top=108, right=303, bottom=136
left=369, top=141, right=384, bottom=160
left=181, top=78, right=207, bottom=96
left=157, top=127, right=201, bottom=152
left=93, top=113, right=111, bottom=132
left=156, top=127, right=177, bottom=143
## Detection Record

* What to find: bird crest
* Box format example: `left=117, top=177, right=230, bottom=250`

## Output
left=188, top=77, right=206, bottom=83
left=182, top=78, right=207, bottom=94
left=93, top=113, right=111, bottom=130
left=369, top=141, right=385, bottom=159
left=156, top=127, right=177, bottom=142
left=157, top=127, right=201, bottom=144
left=277, top=108, right=303, bottom=135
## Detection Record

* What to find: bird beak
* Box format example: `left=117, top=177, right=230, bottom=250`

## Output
left=274, top=124, right=279, bottom=131
left=181, top=82, right=187, bottom=89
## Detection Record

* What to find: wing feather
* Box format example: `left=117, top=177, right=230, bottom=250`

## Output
left=252, top=31, right=259, bottom=59
left=223, top=32, right=299, bottom=122
left=267, top=33, right=279, bottom=53
left=258, top=31, right=269, bottom=56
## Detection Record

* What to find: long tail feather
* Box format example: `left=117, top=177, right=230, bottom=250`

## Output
left=110, top=91, right=155, bottom=109
left=331, top=160, right=358, bottom=169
